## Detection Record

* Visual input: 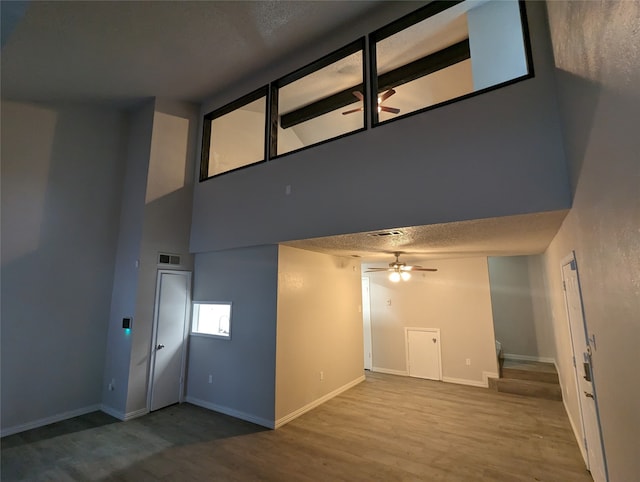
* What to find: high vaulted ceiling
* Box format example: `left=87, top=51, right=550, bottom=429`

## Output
left=1, top=1, right=569, bottom=261
left=1, top=0, right=399, bottom=105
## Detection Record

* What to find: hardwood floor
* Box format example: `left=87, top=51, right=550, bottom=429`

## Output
left=1, top=372, right=592, bottom=481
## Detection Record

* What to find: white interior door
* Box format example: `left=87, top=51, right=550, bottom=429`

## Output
left=562, top=255, right=607, bottom=482
left=362, top=277, right=373, bottom=370
left=406, top=328, right=441, bottom=380
left=149, top=270, right=191, bottom=412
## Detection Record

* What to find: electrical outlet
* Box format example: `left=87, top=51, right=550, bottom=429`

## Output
left=320, top=371, right=324, bottom=381
left=285, top=185, right=292, bottom=195
left=466, top=358, right=471, bottom=366
left=208, top=374, right=213, bottom=384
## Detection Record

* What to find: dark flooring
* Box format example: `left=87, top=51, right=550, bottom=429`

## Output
left=1, top=372, right=592, bottom=481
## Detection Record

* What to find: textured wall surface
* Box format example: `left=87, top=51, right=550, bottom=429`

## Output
left=366, top=256, right=497, bottom=384
left=187, top=246, right=278, bottom=426
left=275, top=246, right=363, bottom=421
left=1, top=101, right=126, bottom=432
left=488, top=256, right=539, bottom=358
left=545, top=2, right=640, bottom=480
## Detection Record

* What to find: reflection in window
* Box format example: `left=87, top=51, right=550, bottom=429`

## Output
left=372, top=0, right=530, bottom=124
left=274, top=39, right=365, bottom=157
left=201, top=89, right=267, bottom=179
left=192, top=302, right=232, bottom=339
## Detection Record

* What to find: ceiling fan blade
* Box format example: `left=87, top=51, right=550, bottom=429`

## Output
left=412, top=268, right=438, bottom=272
left=379, top=89, right=396, bottom=102
left=380, top=106, right=400, bottom=114
left=352, top=91, right=364, bottom=101
left=365, top=268, right=393, bottom=272
left=341, top=107, right=362, bottom=115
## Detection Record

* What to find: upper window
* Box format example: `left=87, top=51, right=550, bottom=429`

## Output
left=371, top=0, right=531, bottom=125
left=200, top=87, right=268, bottom=180
left=271, top=39, right=366, bottom=157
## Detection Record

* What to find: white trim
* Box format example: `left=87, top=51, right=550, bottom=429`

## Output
left=185, top=396, right=274, bottom=429
left=371, top=367, right=408, bottom=376
left=124, top=408, right=149, bottom=421
left=147, top=270, right=192, bottom=412
left=100, top=405, right=148, bottom=421
left=442, top=376, right=486, bottom=388
left=274, top=375, right=365, bottom=429
left=503, top=353, right=556, bottom=364
left=482, top=371, right=500, bottom=388
left=1, top=404, right=101, bottom=437
left=100, top=404, right=125, bottom=421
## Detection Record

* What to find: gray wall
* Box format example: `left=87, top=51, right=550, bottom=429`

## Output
left=101, top=100, right=154, bottom=416
left=186, top=245, right=278, bottom=427
left=125, top=100, right=198, bottom=415
left=1, top=101, right=126, bottom=432
left=543, top=2, right=640, bottom=480
left=366, top=257, right=498, bottom=385
left=190, top=1, right=569, bottom=253
left=488, top=256, right=540, bottom=358
left=101, top=99, right=198, bottom=418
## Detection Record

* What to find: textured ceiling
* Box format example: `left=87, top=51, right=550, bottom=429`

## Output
left=283, top=210, right=569, bottom=263
left=0, top=0, right=391, bottom=105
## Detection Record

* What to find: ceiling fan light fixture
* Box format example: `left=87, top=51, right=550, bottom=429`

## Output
left=400, top=271, right=411, bottom=281
left=389, top=271, right=401, bottom=283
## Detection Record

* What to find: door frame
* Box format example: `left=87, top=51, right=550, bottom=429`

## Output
left=405, top=327, right=442, bottom=380
left=561, top=252, right=608, bottom=481
left=362, top=277, right=373, bottom=370
left=147, top=269, right=192, bottom=411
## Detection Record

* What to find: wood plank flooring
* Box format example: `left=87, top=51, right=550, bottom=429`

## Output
left=1, top=372, right=592, bottom=481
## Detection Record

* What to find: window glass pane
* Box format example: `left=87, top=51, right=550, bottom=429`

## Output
left=207, top=96, right=266, bottom=177
left=374, top=0, right=529, bottom=124
left=276, top=45, right=364, bottom=156
left=192, top=302, right=231, bottom=339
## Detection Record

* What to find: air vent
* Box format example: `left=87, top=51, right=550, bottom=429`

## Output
left=368, top=230, right=403, bottom=237
left=158, top=253, right=181, bottom=266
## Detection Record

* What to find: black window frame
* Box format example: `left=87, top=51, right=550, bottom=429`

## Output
left=369, top=0, right=534, bottom=127
left=199, top=85, right=270, bottom=182
left=269, top=37, right=368, bottom=160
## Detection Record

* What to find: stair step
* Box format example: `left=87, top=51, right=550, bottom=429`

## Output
left=491, top=378, right=562, bottom=401
left=501, top=360, right=559, bottom=384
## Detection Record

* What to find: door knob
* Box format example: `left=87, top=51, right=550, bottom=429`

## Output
left=157, top=344, right=165, bottom=350
left=584, top=391, right=594, bottom=399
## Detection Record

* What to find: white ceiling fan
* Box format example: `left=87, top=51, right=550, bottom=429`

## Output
left=365, top=252, right=437, bottom=282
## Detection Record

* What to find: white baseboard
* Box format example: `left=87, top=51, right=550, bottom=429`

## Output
left=1, top=404, right=101, bottom=437
left=185, top=396, right=274, bottom=429
left=482, top=371, right=500, bottom=387
left=100, top=405, right=147, bottom=421
left=371, top=367, right=408, bottom=377
left=100, top=404, right=125, bottom=421
left=442, top=376, right=486, bottom=388
left=124, top=408, right=149, bottom=421
left=274, top=375, right=365, bottom=429
left=503, top=353, right=555, bottom=364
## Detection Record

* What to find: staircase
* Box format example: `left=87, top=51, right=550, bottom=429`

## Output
left=488, top=359, right=562, bottom=401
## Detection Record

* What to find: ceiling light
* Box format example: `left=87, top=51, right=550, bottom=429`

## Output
left=401, top=271, right=411, bottom=281
left=389, top=271, right=401, bottom=282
